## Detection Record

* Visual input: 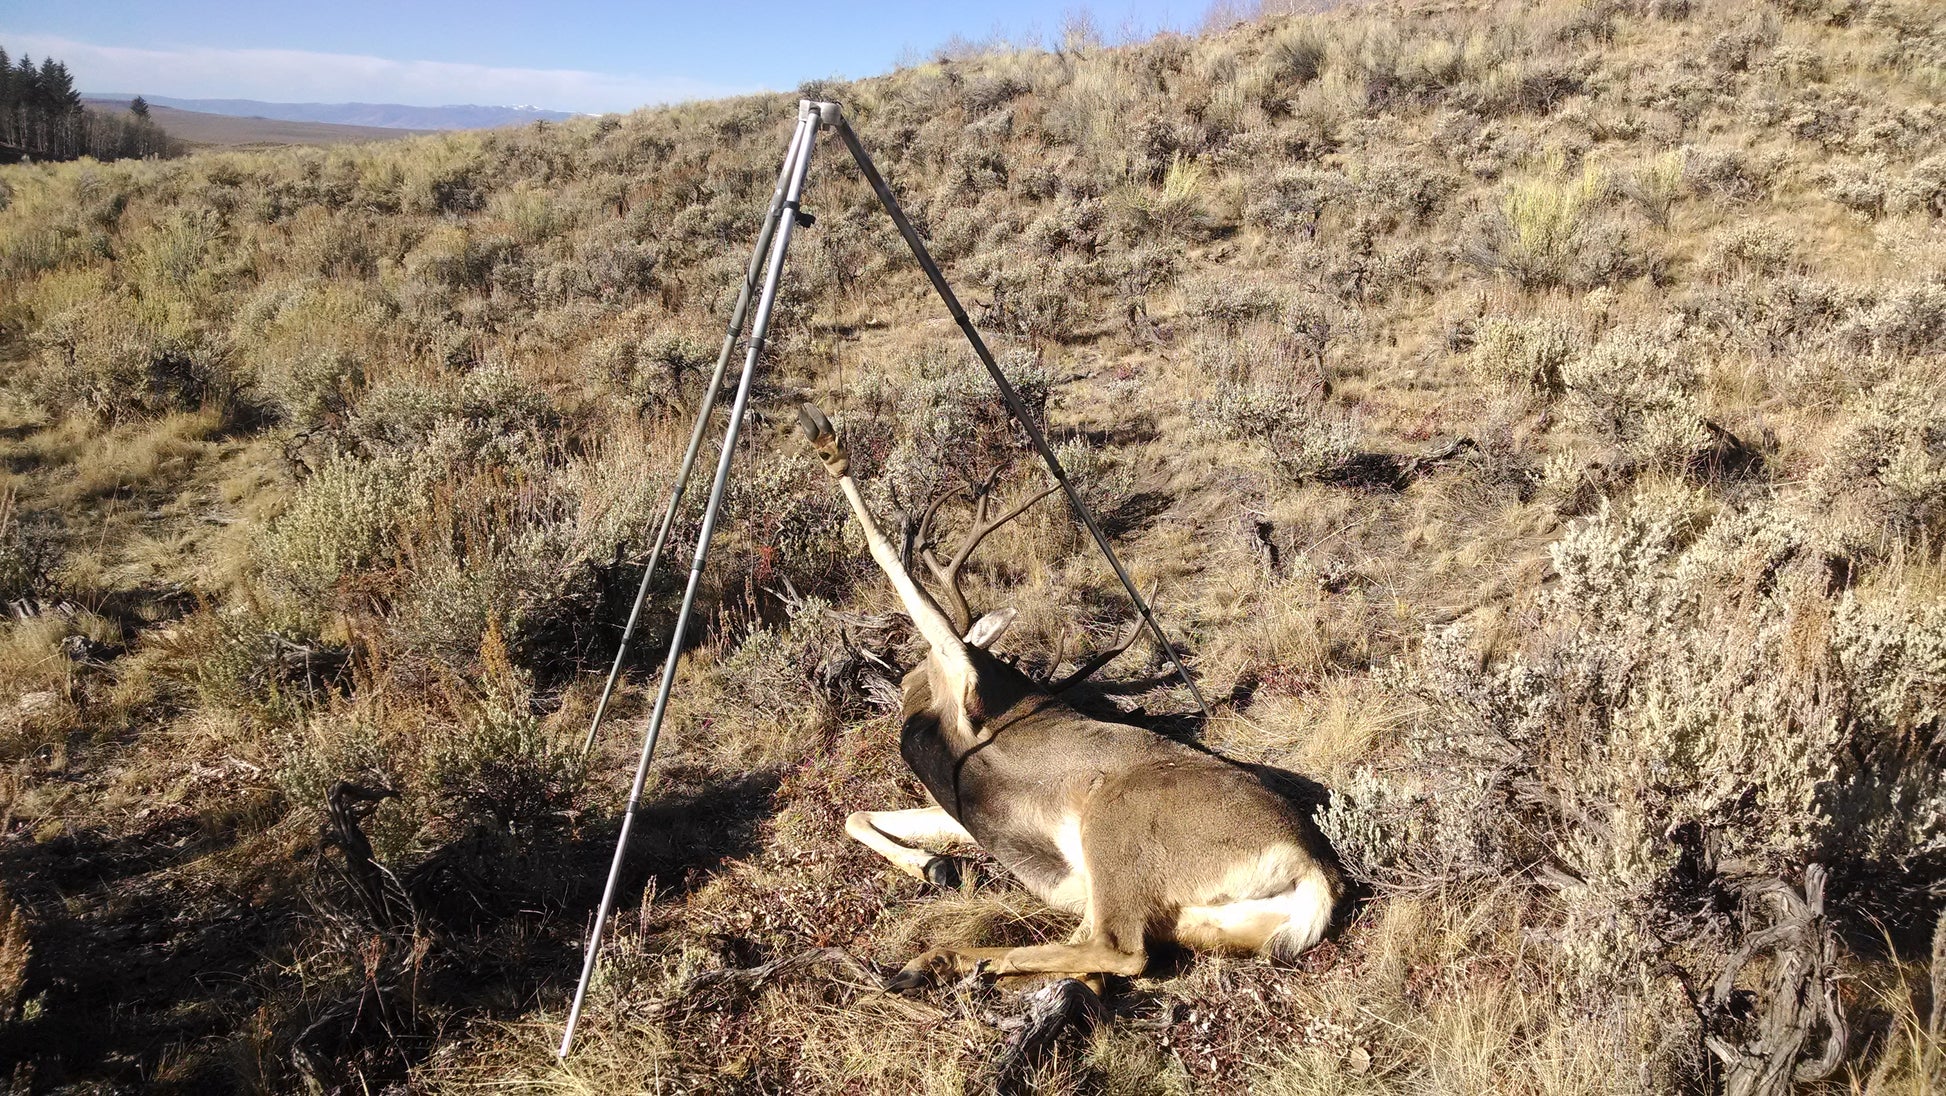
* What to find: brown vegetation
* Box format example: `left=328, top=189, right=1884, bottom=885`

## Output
left=0, top=0, right=1942, bottom=1091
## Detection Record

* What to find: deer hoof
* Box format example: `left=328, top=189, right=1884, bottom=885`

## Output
left=885, top=948, right=956, bottom=994
left=923, top=856, right=963, bottom=889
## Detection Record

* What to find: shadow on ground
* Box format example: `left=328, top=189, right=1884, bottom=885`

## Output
left=0, top=768, right=781, bottom=1093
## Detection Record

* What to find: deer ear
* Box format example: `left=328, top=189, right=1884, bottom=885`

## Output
left=963, top=607, right=1017, bottom=649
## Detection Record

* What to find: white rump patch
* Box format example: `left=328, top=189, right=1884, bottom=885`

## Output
left=1177, top=870, right=1334, bottom=957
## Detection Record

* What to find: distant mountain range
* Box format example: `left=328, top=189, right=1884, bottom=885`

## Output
left=83, top=94, right=582, bottom=131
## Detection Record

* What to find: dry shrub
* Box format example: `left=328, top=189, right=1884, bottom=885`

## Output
left=1322, top=485, right=1944, bottom=998
left=25, top=290, right=234, bottom=422
left=0, top=882, right=28, bottom=1022
left=1837, top=283, right=1946, bottom=358
left=256, top=453, right=418, bottom=597
left=1200, top=377, right=1359, bottom=484
left=1622, top=149, right=1686, bottom=227
left=0, top=487, right=40, bottom=605
left=1806, top=381, right=1946, bottom=556
left=1470, top=313, right=1579, bottom=394
left=1888, top=154, right=1946, bottom=218
left=229, top=278, right=389, bottom=428
left=1561, top=319, right=1714, bottom=474
left=856, top=347, right=1053, bottom=509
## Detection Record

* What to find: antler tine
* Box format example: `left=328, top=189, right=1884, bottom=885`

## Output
left=913, top=472, right=1060, bottom=635
left=1047, top=582, right=1160, bottom=693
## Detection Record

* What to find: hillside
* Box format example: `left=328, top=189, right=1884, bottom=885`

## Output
left=81, top=98, right=430, bottom=148
left=1, top=0, right=1943, bottom=1092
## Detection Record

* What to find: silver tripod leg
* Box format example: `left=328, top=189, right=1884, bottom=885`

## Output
left=557, top=99, right=826, bottom=1059
left=580, top=109, right=816, bottom=757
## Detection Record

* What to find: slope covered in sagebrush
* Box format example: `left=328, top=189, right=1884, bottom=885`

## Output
left=0, top=0, right=1942, bottom=1091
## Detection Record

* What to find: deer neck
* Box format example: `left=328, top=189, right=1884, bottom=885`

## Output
left=902, top=646, right=1049, bottom=754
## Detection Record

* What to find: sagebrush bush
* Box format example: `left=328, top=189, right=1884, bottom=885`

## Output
left=26, top=290, right=234, bottom=421
left=708, top=595, right=861, bottom=742
left=429, top=679, right=583, bottom=832
left=1806, top=381, right=1946, bottom=554
left=1561, top=319, right=1712, bottom=473
left=1322, top=486, right=1944, bottom=993
left=1198, top=372, right=1359, bottom=483
left=160, top=605, right=328, bottom=726
left=257, top=454, right=419, bottom=595
left=1470, top=313, right=1578, bottom=393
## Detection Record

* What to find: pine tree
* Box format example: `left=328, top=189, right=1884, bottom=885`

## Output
left=0, top=48, right=12, bottom=148
left=0, top=43, right=176, bottom=161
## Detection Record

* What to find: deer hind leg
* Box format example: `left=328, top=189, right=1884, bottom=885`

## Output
left=887, top=885, right=1150, bottom=992
left=845, top=807, right=975, bottom=886
left=887, top=936, right=1147, bottom=993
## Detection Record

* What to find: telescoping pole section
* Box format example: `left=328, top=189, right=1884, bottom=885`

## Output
left=829, top=111, right=1211, bottom=720
left=557, top=101, right=824, bottom=1059
left=578, top=110, right=816, bottom=757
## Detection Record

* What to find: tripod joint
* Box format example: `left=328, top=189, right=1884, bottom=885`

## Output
left=800, top=98, right=843, bottom=128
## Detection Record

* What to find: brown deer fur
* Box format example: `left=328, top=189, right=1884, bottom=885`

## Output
left=799, top=404, right=1340, bottom=989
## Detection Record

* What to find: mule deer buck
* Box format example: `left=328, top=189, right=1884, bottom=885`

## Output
left=797, top=404, right=1340, bottom=991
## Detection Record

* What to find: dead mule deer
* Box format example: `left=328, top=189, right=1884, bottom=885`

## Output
left=797, top=404, right=1340, bottom=991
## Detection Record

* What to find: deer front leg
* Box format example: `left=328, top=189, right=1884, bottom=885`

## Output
left=845, top=806, right=976, bottom=887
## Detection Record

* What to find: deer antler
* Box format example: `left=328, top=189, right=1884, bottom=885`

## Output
left=912, top=472, right=1060, bottom=633
left=1043, top=582, right=1157, bottom=693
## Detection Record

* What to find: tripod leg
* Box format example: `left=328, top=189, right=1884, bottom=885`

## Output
left=828, top=109, right=1211, bottom=721
left=580, top=110, right=815, bottom=757
left=558, top=101, right=825, bottom=1060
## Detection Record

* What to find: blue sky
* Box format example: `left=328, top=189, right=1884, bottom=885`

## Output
left=1, top=1, right=1204, bottom=113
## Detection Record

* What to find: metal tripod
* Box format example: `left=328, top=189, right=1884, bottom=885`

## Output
left=557, top=99, right=1209, bottom=1058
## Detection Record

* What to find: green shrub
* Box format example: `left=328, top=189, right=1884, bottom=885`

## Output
left=1466, top=154, right=1614, bottom=289
left=162, top=606, right=330, bottom=726
left=429, top=682, right=583, bottom=831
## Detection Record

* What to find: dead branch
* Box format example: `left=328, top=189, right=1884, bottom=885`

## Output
left=321, top=781, right=409, bottom=928
left=1931, top=907, right=1945, bottom=1092
left=649, top=947, right=944, bottom=1024
left=1681, top=864, right=1846, bottom=1096
left=988, top=977, right=1104, bottom=1096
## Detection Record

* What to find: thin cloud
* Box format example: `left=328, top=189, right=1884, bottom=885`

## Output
left=7, top=34, right=755, bottom=114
